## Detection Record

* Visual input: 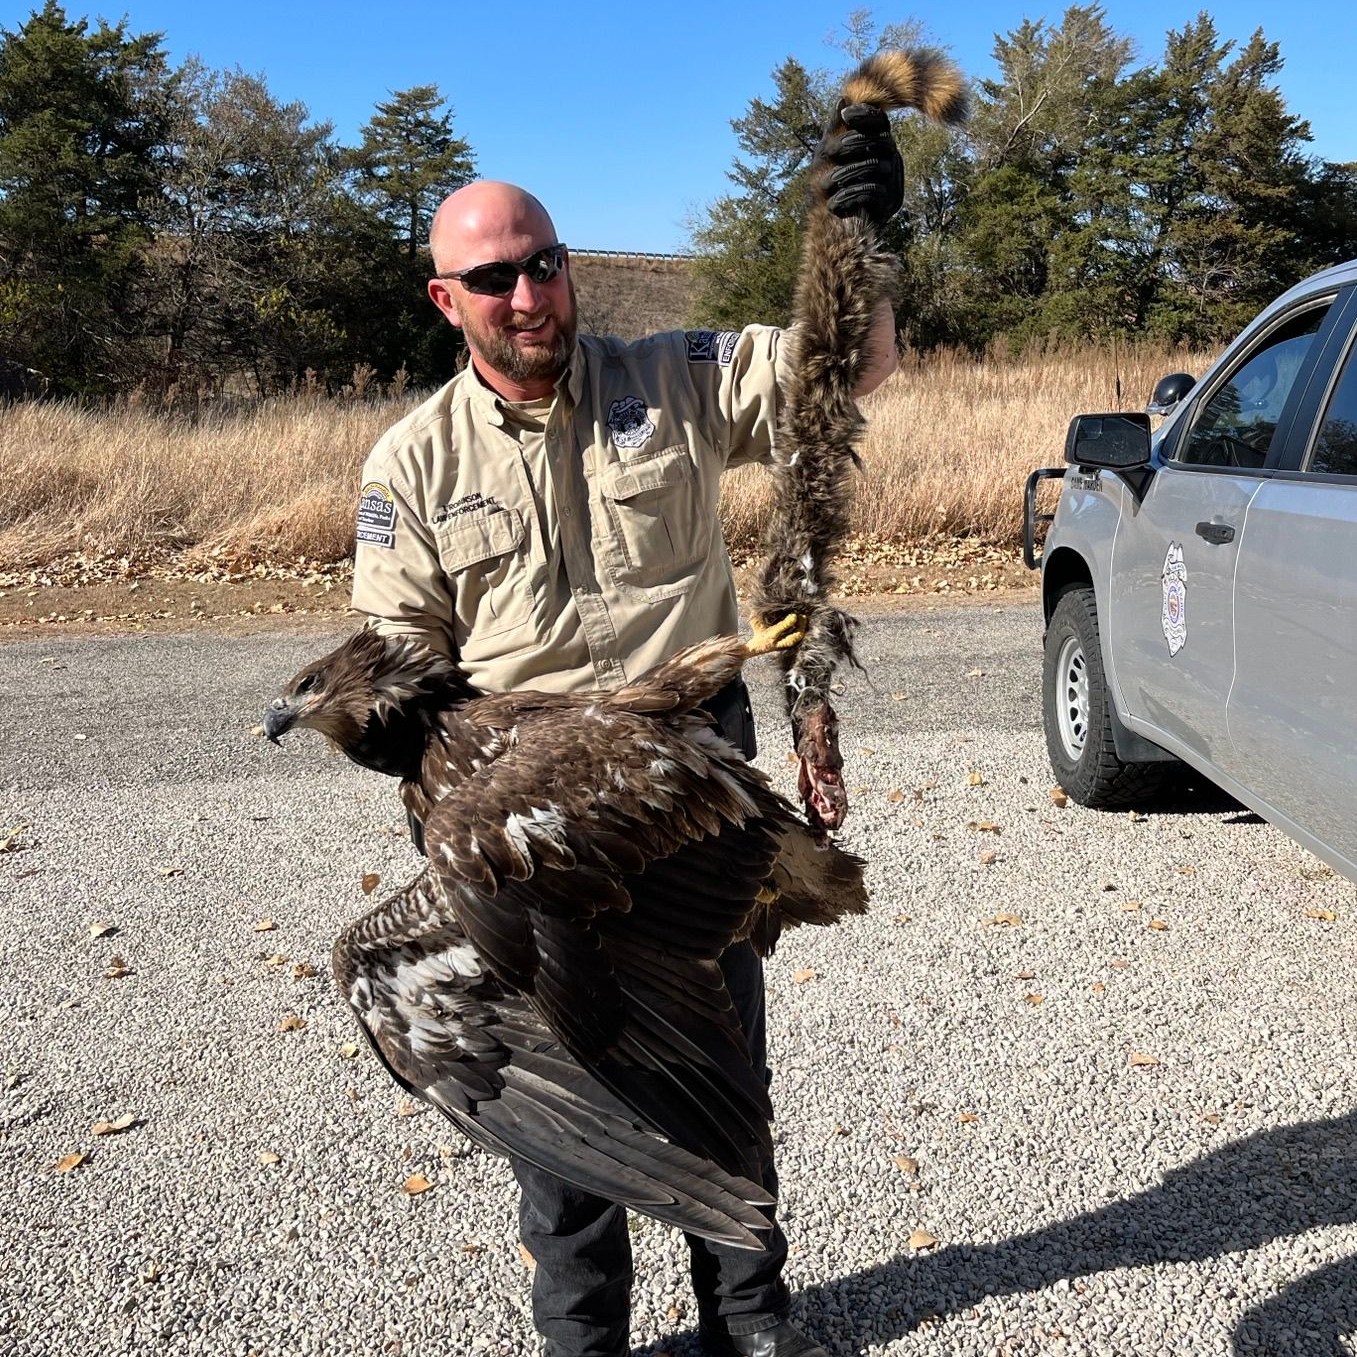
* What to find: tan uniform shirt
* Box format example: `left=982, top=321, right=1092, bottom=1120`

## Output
left=350, top=326, right=786, bottom=695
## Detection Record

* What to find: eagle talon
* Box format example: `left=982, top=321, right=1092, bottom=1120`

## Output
left=746, top=612, right=808, bottom=656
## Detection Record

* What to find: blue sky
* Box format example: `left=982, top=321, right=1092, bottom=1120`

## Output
left=5, top=1, right=1355, bottom=252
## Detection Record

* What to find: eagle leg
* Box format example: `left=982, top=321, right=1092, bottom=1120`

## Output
left=745, top=610, right=808, bottom=657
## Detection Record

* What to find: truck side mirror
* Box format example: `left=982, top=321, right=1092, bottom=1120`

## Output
left=1064, top=413, right=1153, bottom=469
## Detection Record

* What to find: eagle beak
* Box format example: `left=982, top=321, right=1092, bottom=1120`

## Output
left=262, top=697, right=300, bottom=744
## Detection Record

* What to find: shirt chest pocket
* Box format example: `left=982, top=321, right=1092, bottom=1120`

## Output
left=435, top=506, right=533, bottom=638
left=598, top=445, right=712, bottom=596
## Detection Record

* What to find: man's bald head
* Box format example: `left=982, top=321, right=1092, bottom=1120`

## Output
left=429, top=181, right=558, bottom=276
left=425, top=180, right=576, bottom=400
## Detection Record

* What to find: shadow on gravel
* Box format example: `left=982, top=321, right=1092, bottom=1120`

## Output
left=636, top=1109, right=1357, bottom=1356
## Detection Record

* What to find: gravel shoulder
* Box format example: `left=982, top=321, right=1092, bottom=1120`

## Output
left=2, top=601, right=1355, bottom=1357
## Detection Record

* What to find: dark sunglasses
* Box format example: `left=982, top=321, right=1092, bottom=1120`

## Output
left=437, top=243, right=568, bottom=297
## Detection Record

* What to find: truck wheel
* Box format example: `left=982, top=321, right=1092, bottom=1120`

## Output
left=1043, top=586, right=1167, bottom=808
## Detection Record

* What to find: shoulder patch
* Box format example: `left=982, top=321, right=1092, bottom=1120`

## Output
left=606, top=396, right=656, bottom=450
left=356, top=480, right=397, bottom=550
left=685, top=330, right=740, bottom=366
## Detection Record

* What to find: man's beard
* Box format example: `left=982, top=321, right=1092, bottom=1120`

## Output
left=463, top=279, right=578, bottom=385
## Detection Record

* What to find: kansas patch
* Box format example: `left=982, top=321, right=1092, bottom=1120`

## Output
left=356, top=480, right=397, bottom=549
left=607, top=396, right=656, bottom=450
left=685, top=329, right=739, bottom=366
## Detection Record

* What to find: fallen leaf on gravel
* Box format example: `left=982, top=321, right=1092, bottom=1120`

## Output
left=361, top=873, right=381, bottom=895
left=1014, top=970, right=1036, bottom=980
left=1147, top=918, right=1170, bottom=932
left=978, top=849, right=1000, bottom=865
left=140, top=1262, right=162, bottom=1283
left=1049, top=787, right=1069, bottom=808
left=292, top=962, right=317, bottom=979
left=887, top=789, right=906, bottom=803
left=159, top=865, right=182, bottom=879
left=1091, top=981, right=1107, bottom=994
left=966, top=771, right=986, bottom=787
left=891, top=692, right=908, bottom=701
left=54, top=1152, right=87, bottom=1173
left=1024, top=993, right=1044, bottom=1006
left=1129, top=1051, right=1161, bottom=1068
left=3, top=1071, right=19, bottom=1090
left=894, top=913, right=912, bottom=925
left=519, top=1243, right=536, bottom=1268
left=338, top=1042, right=360, bottom=1060
left=1109, top=957, right=1130, bottom=970
left=0, top=824, right=29, bottom=852
left=257, top=1151, right=281, bottom=1166
left=254, top=918, right=276, bottom=932
left=792, top=968, right=817, bottom=984
left=277, top=1014, right=306, bottom=1033
left=402, top=1172, right=436, bottom=1198
left=967, top=820, right=1002, bottom=834
left=263, top=953, right=289, bottom=967
left=956, top=1112, right=979, bottom=1124
left=1121, top=901, right=1142, bottom=912
left=908, top=1229, right=938, bottom=1250
left=1175, top=864, right=1196, bottom=876
left=103, top=956, right=131, bottom=979
left=966, top=668, right=985, bottom=678
left=892, top=1155, right=919, bottom=1174
left=462, top=1241, right=486, bottom=1257
left=1202, top=1112, right=1223, bottom=1125
left=89, top=921, right=117, bottom=939
left=250, top=724, right=266, bottom=738
left=1304, top=908, right=1338, bottom=922
left=92, top=1112, right=137, bottom=1136
left=394, top=1096, right=421, bottom=1117
left=985, top=913, right=1022, bottom=927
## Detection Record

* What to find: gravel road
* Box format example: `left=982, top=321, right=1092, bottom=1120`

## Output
left=2, top=599, right=1355, bottom=1357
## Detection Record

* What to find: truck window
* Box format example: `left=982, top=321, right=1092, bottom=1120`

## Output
left=1308, top=338, right=1357, bottom=477
left=1177, top=305, right=1329, bottom=469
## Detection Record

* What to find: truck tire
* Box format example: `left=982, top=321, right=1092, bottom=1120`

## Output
left=1042, top=586, right=1168, bottom=808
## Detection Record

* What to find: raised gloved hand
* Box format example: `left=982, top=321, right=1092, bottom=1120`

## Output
left=816, top=102, right=905, bottom=226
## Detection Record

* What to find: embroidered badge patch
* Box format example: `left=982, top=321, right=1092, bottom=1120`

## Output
left=607, top=396, right=655, bottom=450
left=356, top=480, right=397, bottom=550
left=685, top=330, right=739, bottom=366
left=1161, top=541, right=1187, bottom=656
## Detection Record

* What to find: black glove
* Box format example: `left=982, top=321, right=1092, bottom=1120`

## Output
left=816, top=102, right=904, bottom=226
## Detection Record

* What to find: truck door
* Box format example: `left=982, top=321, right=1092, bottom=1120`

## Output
left=1107, top=301, right=1334, bottom=772
left=1228, top=294, right=1357, bottom=875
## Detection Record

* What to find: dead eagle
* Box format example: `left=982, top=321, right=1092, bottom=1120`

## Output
left=264, top=625, right=867, bottom=1249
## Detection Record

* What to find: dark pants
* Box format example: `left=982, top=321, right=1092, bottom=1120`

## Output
left=512, top=939, right=790, bottom=1357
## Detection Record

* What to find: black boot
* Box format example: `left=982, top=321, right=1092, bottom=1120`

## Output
left=699, top=1318, right=829, bottom=1357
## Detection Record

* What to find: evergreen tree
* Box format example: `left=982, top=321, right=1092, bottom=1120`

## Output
left=345, top=85, right=474, bottom=256
left=0, top=1, right=172, bottom=393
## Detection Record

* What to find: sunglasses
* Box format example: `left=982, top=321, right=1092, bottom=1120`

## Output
left=437, top=243, right=568, bottom=297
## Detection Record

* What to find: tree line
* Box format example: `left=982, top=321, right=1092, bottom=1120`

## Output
left=0, top=2, right=473, bottom=397
left=693, top=8, right=1357, bottom=350
left=3, top=4, right=1355, bottom=400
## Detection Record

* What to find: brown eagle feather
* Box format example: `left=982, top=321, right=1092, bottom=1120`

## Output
left=265, top=627, right=867, bottom=1250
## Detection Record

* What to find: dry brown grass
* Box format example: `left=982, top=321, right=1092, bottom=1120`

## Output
left=0, top=342, right=1209, bottom=578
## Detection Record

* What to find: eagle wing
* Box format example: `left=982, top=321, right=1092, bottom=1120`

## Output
left=333, top=871, right=775, bottom=1249
left=416, top=704, right=790, bottom=1177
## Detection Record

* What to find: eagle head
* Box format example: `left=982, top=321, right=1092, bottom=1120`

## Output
left=263, top=629, right=474, bottom=766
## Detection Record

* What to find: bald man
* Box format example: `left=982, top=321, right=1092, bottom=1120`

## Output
left=351, top=169, right=901, bottom=1357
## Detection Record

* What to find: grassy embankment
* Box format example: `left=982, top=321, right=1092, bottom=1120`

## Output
left=0, top=343, right=1205, bottom=594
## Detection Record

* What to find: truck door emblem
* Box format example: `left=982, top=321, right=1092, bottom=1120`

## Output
left=1162, top=542, right=1187, bottom=656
